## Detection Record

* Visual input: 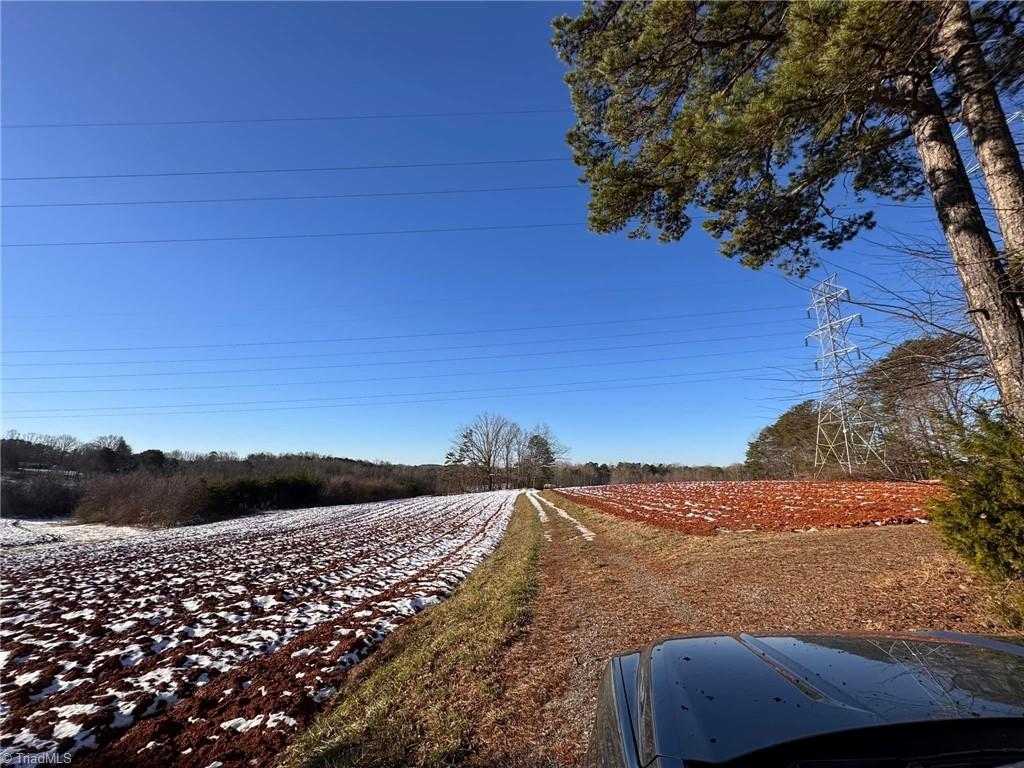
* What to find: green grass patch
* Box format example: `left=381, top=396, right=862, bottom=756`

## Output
left=281, top=493, right=541, bottom=768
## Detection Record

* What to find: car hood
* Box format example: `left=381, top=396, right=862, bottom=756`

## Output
left=628, top=631, right=1024, bottom=764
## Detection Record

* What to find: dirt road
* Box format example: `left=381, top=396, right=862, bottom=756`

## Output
left=471, top=491, right=1004, bottom=767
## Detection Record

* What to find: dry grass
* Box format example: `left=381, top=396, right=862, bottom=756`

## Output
left=279, top=495, right=542, bottom=768
left=549, top=491, right=1009, bottom=634
left=76, top=474, right=208, bottom=526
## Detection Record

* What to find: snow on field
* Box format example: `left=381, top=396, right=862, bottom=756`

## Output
left=1, top=518, right=146, bottom=549
left=0, top=519, right=60, bottom=548
left=0, top=491, right=517, bottom=767
left=556, top=481, right=942, bottom=535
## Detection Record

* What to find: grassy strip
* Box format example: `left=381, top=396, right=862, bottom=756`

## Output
left=280, top=493, right=542, bottom=768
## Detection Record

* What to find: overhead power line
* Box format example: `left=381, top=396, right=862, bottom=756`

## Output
left=2, top=278, right=751, bottom=320
left=3, top=371, right=771, bottom=414
left=1, top=318, right=807, bottom=367
left=2, top=108, right=572, bottom=130
left=1, top=156, right=568, bottom=182
left=1, top=330, right=801, bottom=380
left=0, top=378, right=764, bottom=421
left=0, top=183, right=580, bottom=209
left=3, top=221, right=584, bottom=249
left=3, top=304, right=802, bottom=353
left=2, top=352, right=796, bottom=395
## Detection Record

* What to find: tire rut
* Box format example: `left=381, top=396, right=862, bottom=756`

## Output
left=472, top=494, right=695, bottom=767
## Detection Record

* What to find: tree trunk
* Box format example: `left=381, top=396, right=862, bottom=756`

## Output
left=903, top=75, right=1024, bottom=421
left=937, top=0, right=1024, bottom=303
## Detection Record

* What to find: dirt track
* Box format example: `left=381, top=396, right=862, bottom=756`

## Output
left=471, top=492, right=1007, bottom=767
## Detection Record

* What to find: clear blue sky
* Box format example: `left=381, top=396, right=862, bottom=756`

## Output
left=0, top=1, right=980, bottom=465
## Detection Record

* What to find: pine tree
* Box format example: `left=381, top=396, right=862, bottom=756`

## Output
left=553, top=0, right=1024, bottom=420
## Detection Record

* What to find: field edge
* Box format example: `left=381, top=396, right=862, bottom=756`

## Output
left=277, top=492, right=542, bottom=768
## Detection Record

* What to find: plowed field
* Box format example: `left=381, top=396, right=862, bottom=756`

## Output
left=0, top=491, right=516, bottom=767
left=555, top=480, right=942, bottom=534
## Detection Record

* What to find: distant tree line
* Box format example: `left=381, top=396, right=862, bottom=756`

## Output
left=1, top=430, right=441, bottom=525
left=2, top=432, right=438, bottom=485
left=551, top=461, right=747, bottom=487
left=2, top=433, right=136, bottom=475
left=439, top=413, right=752, bottom=493
left=438, top=412, right=754, bottom=493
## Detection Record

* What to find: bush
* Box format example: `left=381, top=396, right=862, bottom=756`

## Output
left=71, top=470, right=426, bottom=528
left=929, top=412, right=1024, bottom=582
left=205, top=473, right=324, bottom=519
left=1, top=475, right=83, bottom=518
left=77, top=474, right=208, bottom=527
left=322, top=475, right=418, bottom=505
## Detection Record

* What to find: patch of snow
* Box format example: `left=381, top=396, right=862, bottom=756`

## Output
left=220, top=715, right=263, bottom=733
left=52, top=703, right=100, bottom=718
left=266, top=711, right=298, bottom=729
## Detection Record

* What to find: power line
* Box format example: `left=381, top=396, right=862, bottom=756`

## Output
left=3, top=221, right=584, bottom=249
left=0, top=318, right=808, bottom=367
left=1, top=156, right=569, bottom=182
left=2, top=371, right=770, bottom=414
left=9, top=186, right=996, bottom=215
left=2, top=108, right=572, bottom=130
left=6, top=185, right=1011, bottom=214
left=0, top=183, right=581, bottom=209
left=1, top=330, right=801, bottom=380
left=0, top=378, right=766, bottom=420
left=2, top=354, right=795, bottom=395
left=1, top=278, right=750, bottom=320
left=3, top=304, right=802, bottom=354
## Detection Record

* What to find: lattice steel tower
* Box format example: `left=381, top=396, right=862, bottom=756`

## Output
left=806, top=275, right=886, bottom=474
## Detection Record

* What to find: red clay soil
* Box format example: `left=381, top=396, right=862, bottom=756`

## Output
left=0, top=493, right=515, bottom=768
left=556, top=480, right=944, bottom=535
left=84, top=578, right=430, bottom=768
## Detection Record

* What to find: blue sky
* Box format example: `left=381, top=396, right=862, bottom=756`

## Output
left=0, top=1, right=982, bottom=465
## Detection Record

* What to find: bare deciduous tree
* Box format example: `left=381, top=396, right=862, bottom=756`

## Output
left=450, top=413, right=515, bottom=492
left=445, top=415, right=570, bottom=492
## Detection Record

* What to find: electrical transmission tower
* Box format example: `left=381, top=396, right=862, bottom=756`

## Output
left=806, top=275, right=887, bottom=474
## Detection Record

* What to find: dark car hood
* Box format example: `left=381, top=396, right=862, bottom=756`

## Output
left=629, top=631, right=1024, bottom=764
